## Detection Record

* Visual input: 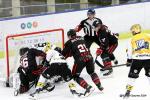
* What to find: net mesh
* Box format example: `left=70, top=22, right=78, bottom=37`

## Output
left=3, top=29, right=64, bottom=83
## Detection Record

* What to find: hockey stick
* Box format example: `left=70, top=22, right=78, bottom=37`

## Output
left=94, top=55, right=98, bottom=64
left=112, top=63, right=127, bottom=68
left=95, top=55, right=126, bottom=68
left=29, top=85, right=55, bottom=98
left=94, top=55, right=105, bottom=69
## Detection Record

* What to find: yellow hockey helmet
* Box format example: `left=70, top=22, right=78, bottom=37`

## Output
left=130, top=24, right=141, bottom=35
left=43, top=42, right=51, bottom=52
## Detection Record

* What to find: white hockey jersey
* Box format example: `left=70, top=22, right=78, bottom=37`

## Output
left=46, top=46, right=67, bottom=64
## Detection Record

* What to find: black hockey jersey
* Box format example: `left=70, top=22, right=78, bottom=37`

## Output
left=97, top=25, right=118, bottom=50
left=19, top=48, right=46, bottom=74
left=62, top=36, right=93, bottom=62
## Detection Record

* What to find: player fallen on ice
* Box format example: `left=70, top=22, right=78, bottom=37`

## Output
left=29, top=43, right=72, bottom=98
left=124, top=24, right=150, bottom=98
left=62, top=29, right=104, bottom=97
left=93, top=21, right=118, bottom=76
left=14, top=47, right=46, bottom=95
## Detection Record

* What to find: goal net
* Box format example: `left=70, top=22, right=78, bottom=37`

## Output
left=1, top=28, right=64, bottom=86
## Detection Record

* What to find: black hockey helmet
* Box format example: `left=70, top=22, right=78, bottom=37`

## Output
left=19, top=47, right=29, bottom=56
left=87, top=9, right=95, bottom=15
left=93, top=21, right=102, bottom=27
left=67, top=29, right=76, bottom=37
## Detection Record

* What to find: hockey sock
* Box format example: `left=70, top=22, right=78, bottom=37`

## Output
left=103, top=61, right=112, bottom=69
left=126, top=78, right=135, bottom=91
left=36, top=75, right=47, bottom=90
left=75, top=77, right=89, bottom=89
left=90, top=73, right=102, bottom=89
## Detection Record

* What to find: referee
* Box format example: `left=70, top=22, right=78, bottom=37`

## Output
left=75, top=9, right=103, bottom=48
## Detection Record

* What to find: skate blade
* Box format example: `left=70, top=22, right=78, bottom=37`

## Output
left=84, top=88, right=95, bottom=97
left=123, top=96, right=130, bottom=99
left=29, top=95, right=38, bottom=100
left=100, top=72, right=113, bottom=79
left=98, top=88, right=104, bottom=94
left=29, top=93, right=39, bottom=100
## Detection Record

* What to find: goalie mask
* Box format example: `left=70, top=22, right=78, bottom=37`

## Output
left=130, top=24, right=141, bottom=35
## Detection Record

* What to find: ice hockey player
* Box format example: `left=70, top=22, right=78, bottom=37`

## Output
left=93, top=21, right=118, bottom=76
left=62, top=29, right=104, bottom=97
left=124, top=24, right=150, bottom=98
left=30, top=43, right=72, bottom=98
left=74, top=9, right=103, bottom=49
left=15, top=47, right=46, bottom=95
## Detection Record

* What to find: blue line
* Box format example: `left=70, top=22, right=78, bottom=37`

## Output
left=0, top=1, right=149, bottom=21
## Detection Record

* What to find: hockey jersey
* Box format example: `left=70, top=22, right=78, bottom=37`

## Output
left=97, top=25, right=118, bottom=50
left=62, top=36, right=93, bottom=62
left=46, top=46, right=66, bottom=64
left=76, top=17, right=102, bottom=36
left=127, top=33, right=150, bottom=59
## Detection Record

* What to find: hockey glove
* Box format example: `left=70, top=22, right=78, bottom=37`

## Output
left=126, top=59, right=132, bottom=67
left=17, top=66, right=27, bottom=75
left=96, top=48, right=103, bottom=56
left=113, top=33, right=119, bottom=39
left=54, top=47, right=62, bottom=53
left=43, top=60, right=50, bottom=67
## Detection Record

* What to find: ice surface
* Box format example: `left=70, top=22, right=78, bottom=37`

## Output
left=0, top=39, right=149, bottom=100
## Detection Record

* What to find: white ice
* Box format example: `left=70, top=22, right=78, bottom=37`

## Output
left=0, top=39, right=149, bottom=100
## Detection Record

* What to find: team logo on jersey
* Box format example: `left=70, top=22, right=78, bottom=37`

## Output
left=102, top=38, right=106, bottom=42
left=135, top=39, right=149, bottom=51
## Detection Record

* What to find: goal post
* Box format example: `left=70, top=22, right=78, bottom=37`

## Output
left=4, top=28, right=64, bottom=86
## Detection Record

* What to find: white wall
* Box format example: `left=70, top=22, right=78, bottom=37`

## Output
left=97, top=3, right=145, bottom=32
left=0, top=2, right=150, bottom=50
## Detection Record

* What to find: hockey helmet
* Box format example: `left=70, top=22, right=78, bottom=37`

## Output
left=93, top=21, right=102, bottom=27
left=87, top=9, right=95, bottom=15
left=48, top=44, right=62, bottom=53
left=130, top=24, right=141, bottom=35
left=43, top=42, right=51, bottom=53
left=67, top=29, right=76, bottom=37
left=19, top=47, right=29, bottom=56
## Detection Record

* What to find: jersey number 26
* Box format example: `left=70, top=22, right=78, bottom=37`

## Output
left=20, top=57, right=28, bottom=68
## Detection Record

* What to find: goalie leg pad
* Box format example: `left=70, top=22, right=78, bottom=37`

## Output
left=13, top=73, right=21, bottom=96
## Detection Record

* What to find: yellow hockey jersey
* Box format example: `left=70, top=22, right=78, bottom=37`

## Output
left=127, top=33, right=150, bottom=59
